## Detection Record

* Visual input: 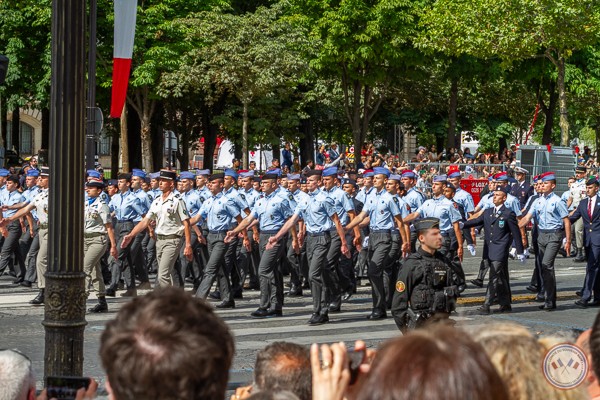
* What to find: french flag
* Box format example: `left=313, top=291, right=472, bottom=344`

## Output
left=110, top=0, right=138, bottom=118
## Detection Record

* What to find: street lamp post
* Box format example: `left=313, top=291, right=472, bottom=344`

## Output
left=43, top=0, right=86, bottom=379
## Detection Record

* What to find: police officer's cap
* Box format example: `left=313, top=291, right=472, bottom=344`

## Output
left=494, top=186, right=509, bottom=194
left=262, top=173, right=279, bottom=180
left=363, top=169, right=375, bottom=178
left=414, top=218, right=440, bottom=233
left=587, top=177, right=599, bottom=186
left=493, top=172, right=508, bottom=181
left=401, top=170, right=417, bottom=179
left=576, top=166, right=587, bottom=173
left=305, top=170, right=322, bottom=177
left=341, top=178, right=357, bottom=186
left=117, top=173, right=132, bottom=181
left=280, top=174, right=287, bottom=179
left=288, top=174, right=301, bottom=181
left=268, top=168, right=282, bottom=177
left=209, top=173, right=225, bottom=181
left=514, top=167, right=528, bottom=174
left=300, top=177, right=307, bottom=184
left=159, top=170, right=177, bottom=180
left=398, top=182, right=405, bottom=190
left=540, top=171, right=556, bottom=182
left=179, top=171, right=195, bottom=181
left=86, top=178, right=105, bottom=188
left=40, top=167, right=50, bottom=177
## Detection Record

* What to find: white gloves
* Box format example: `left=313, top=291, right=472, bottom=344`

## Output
left=467, top=244, right=476, bottom=256
left=517, top=254, right=526, bottom=263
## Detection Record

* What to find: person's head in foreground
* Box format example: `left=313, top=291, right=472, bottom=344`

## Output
left=0, top=349, right=35, bottom=400
left=100, top=287, right=234, bottom=400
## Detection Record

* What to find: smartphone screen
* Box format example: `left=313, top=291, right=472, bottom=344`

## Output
left=46, top=376, right=91, bottom=400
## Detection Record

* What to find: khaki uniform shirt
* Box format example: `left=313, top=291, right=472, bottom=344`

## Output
left=84, top=197, right=110, bottom=234
left=147, top=191, right=189, bottom=236
left=33, top=189, right=49, bottom=225
left=570, top=178, right=587, bottom=208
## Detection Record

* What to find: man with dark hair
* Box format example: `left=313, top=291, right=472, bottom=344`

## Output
left=0, top=175, right=26, bottom=283
left=100, top=287, right=234, bottom=400
left=252, top=342, right=311, bottom=400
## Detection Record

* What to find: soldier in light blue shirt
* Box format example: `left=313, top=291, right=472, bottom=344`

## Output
left=401, top=169, right=426, bottom=252
left=177, top=171, right=203, bottom=289
left=285, top=174, right=310, bottom=295
left=192, top=173, right=247, bottom=308
left=345, top=167, right=409, bottom=320
left=19, top=169, right=41, bottom=287
left=236, top=170, right=261, bottom=294
left=0, top=175, right=26, bottom=282
left=266, top=170, right=349, bottom=326
left=194, top=169, right=213, bottom=279
left=519, top=172, right=571, bottom=310
left=226, top=172, right=296, bottom=318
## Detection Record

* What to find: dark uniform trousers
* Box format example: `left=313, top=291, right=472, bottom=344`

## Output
left=537, top=230, right=563, bottom=306
left=324, top=230, right=346, bottom=305
left=258, top=232, right=287, bottom=310
left=23, top=221, right=40, bottom=283
left=529, top=225, right=544, bottom=294
left=144, top=234, right=158, bottom=273
left=306, top=232, right=331, bottom=314
left=383, top=231, right=401, bottom=309
left=235, top=228, right=257, bottom=290
left=286, top=233, right=302, bottom=288
left=126, top=229, right=149, bottom=287
left=338, top=232, right=356, bottom=291
left=583, top=244, right=600, bottom=301
left=195, top=232, right=233, bottom=302
left=109, top=221, right=138, bottom=290
left=486, top=259, right=511, bottom=307
left=176, top=230, right=202, bottom=287
left=368, top=232, right=392, bottom=314
left=0, top=221, right=25, bottom=279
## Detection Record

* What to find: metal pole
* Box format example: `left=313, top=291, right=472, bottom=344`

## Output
left=44, top=0, right=86, bottom=380
left=85, top=0, right=97, bottom=171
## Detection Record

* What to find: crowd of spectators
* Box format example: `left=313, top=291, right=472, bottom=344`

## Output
left=1, top=287, right=599, bottom=400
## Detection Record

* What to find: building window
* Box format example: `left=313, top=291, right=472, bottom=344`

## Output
left=6, top=121, right=34, bottom=155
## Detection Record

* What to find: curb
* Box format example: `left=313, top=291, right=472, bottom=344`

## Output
left=457, top=292, right=579, bottom=306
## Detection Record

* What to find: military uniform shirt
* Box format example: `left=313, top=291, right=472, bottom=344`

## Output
left=2, top=190, right=25, bottom=218
left=363, top=189, right=401, bottom=231
left=109, top=190, right=145, bottom=221
left=326, top=186, right=355, bottom=226
left=276, top=187, right=297, bottom=210
left=147, top=191, right=190, bottom=236
left=84, top=197, right=111, bottom=234
left=32, top=189, right=49, bottom=224
left=239, top=187, right=260, bottom=210
left=356, top=186, right=376, bottom=206
left=293, top=188, right=335, bottom=233
left=251, top=190, right=293, bottom=231
left=392, top=194, right=410, bottom=233
left=453, top=188, right=475, bottom=214
left=530, top=192, right=568, bottom=230
left=198, top=191, right=240, bottom=232
left=23, top=185, right=40, bottom=221
left=480, top=192, right=522, bottom=216
left=403, top=187, right=426, bottom=212
left=416, top=195, right=461, bottom=233
left=132, top=188, right=152, bottom=222
left=570, top=178, right=587, bottom=209
left=182, top=189, right=201, bottom=217
left=224, top=186, right=249, bottom=214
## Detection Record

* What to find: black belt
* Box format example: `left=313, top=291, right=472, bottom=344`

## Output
left=84, top=232, right=105, bottom=238
left=208, top=230, right=228, bottom=234
left=539, top=229, right=564, bottom=234
left=306, top=231, right=330, bottom=237
left=156, top=234, right=181, bottom=240
left=371, top=229, right=392, bottom=234
left=117, top=219, right=134, bottom=223
left=260, top=230, right=279, bottom=234
left=39, top=223, right=48, bottom=229
left=440, top=231, right=450, bottom=237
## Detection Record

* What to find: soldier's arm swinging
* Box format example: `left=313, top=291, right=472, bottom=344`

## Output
left=182, top=219, right=193, bottom=261
left=452, top=221, right=463, bottom=261
left=105, top=222, right=118, bottom=259
left=344, top=210, right=367, bottom=231
left=266, top=213, right=300, bottom=250
left=121, top=217, right=150, bottom=248
left=331, top=213, right=350, bottom=258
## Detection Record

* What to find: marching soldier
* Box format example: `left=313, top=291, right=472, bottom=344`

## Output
left=285, top=174, right=309, bottom=296
left=569, top=177, right=600, bottom=307
left=463, top=187, right=525, bottom=314
left=569, top=166, right=588, bottom=262
left=19, top=169, right=41, bottom=287
left=0, top=167, right=49, bottom=305
left=0, top=175, right=26, bottom=283
left=266, top=170, right=349, bottom=325
left=519, top=172, right=571, bottom=311
left=121, top=169, right=193, bottom=288
left=400, top=170, right=426, bottom=252
left=178, top=171, right=203, bottom=288
left=447, top=171, right=476, bottom=255
left=226, top=172, right=297, bottom=318
left=84, top=178, right=118, bottom=313
left=345, top=167, right=409, bottom=320
left=391, top=217, right=460, bottom=333
left=129, top=169, right=152, bottom=290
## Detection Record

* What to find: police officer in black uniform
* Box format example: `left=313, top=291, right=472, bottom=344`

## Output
left=391, top=217, right=460, bottom=333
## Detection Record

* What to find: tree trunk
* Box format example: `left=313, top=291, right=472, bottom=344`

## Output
left=140, top=113, right=153, bottom=171
left=0, top=95, right=5, bottom=147
left=299, top=117, right=314, bottom=166
left=120, top=107, right=129, bottom=172
left=447, top=77, right=459, bottom=150
left=11, top=107, right=19, bottom=155
left=41, top=107, right=50, bottom=149
left=537, top=80, right=557, bottom=145
left=111, top=129, right=119, bottom=178
left=556, top=55, right=569, bottom=146
left=242, top=101, right=249, bottom=169
left=595, top=123, right=600, bottom=164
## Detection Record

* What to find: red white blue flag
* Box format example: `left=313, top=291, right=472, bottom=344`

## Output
left=110, top=0, right=137, bottom=118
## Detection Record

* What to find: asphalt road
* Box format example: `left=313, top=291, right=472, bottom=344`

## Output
left=0, top=242, right=597, bottom=395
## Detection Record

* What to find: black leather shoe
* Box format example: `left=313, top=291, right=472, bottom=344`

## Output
left=251, top=308, right=269, bottom=318
left=478, top=305, right=491, bottom=315
left=88, top=302, right=108, bottom=313
left=267, top=309, right=283, bottom=318
left=539, top=303, right=556, bottom=311
left=534, top=294, right=545, bottom=302
left=470, top=279, right=483, bottom=288
left=558, top=248, right=567, bottom=258
left=367, top=312, right=387, bottom=320
left=575, top=299, right=590, bottom=308
left=12, top=278, right=23, bottom=284
left=209, top=290, right=221, bottom=300
left=286, top=286, right=303, bottom=297
left=341, top=290, right=353, bottom=301
left=526, top=285, right=538, bottom=293
left=495, top=305, right=512, bottom=313
left=576, top=290, right=583, bottom=297
left=589, top=300, right=600, bottom=307
left=308, top=313, right=329, bottom=325
left=329, top=304, right=341, bottom=313
left=19, top=280, right=32, bottom=288
left=30, top=290, right=44, bottom=305
left=105, top=288, right=116, bottom=297
left=233, top=291, right=243, bottom=300
left=215, top=301, right=235, bottom=309
left=574, top=249, right=586, bottom=262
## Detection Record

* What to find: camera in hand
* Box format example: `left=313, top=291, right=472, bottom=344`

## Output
left=46, top=376, right=91, bottom=400
left=347, top=348, right=365, bottom=385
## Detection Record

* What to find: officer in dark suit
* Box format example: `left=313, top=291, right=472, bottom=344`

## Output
left=391, top=218, right=460, bottom=333
left=569, top=177, right=600, bottom=307
left=463, top=187, right=525, bottom=314
left=510, top=167, right=534, bottom=210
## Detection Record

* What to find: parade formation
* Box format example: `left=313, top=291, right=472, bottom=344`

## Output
left=0, top=160, right=597, bottom=332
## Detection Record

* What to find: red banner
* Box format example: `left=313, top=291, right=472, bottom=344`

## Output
left=460, top=178, right=488, bottom=206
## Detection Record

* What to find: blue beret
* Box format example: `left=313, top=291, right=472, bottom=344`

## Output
left=224, top=169, right=238, bottom=179
left=196, top=169, right=210, bottom=176
left=493, top=172, right=508, bottom=181
left=388, top=174, right=402, bottom=181
left=87, top=170, right=102, bottom=179
left=239, top=171, right=254, bottom=178
left=267, top=168, right=282, bottom=177
left=540, top=172, right=556, bottom=182
left=287, top=174, right=301, bottom=181
left=132, top=169, right=146, bottom=179
left=433, top=175, right=447, bottom=182
left=363, top=169, right=374, bottom=178
left=179, top=171, right=195, bottom=180
left=322, top=167, right=338, bottom=177
left=0, top=169, right=10, bottom=177
left=448, top=171, right=461, bottom=179
left=373, top=167, right=390, bottom=177
left=26, top=169, right=40, bottom=177
left=149, top=172, right=160, bottom=179
left=401, top=170, right=417, bottom=179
